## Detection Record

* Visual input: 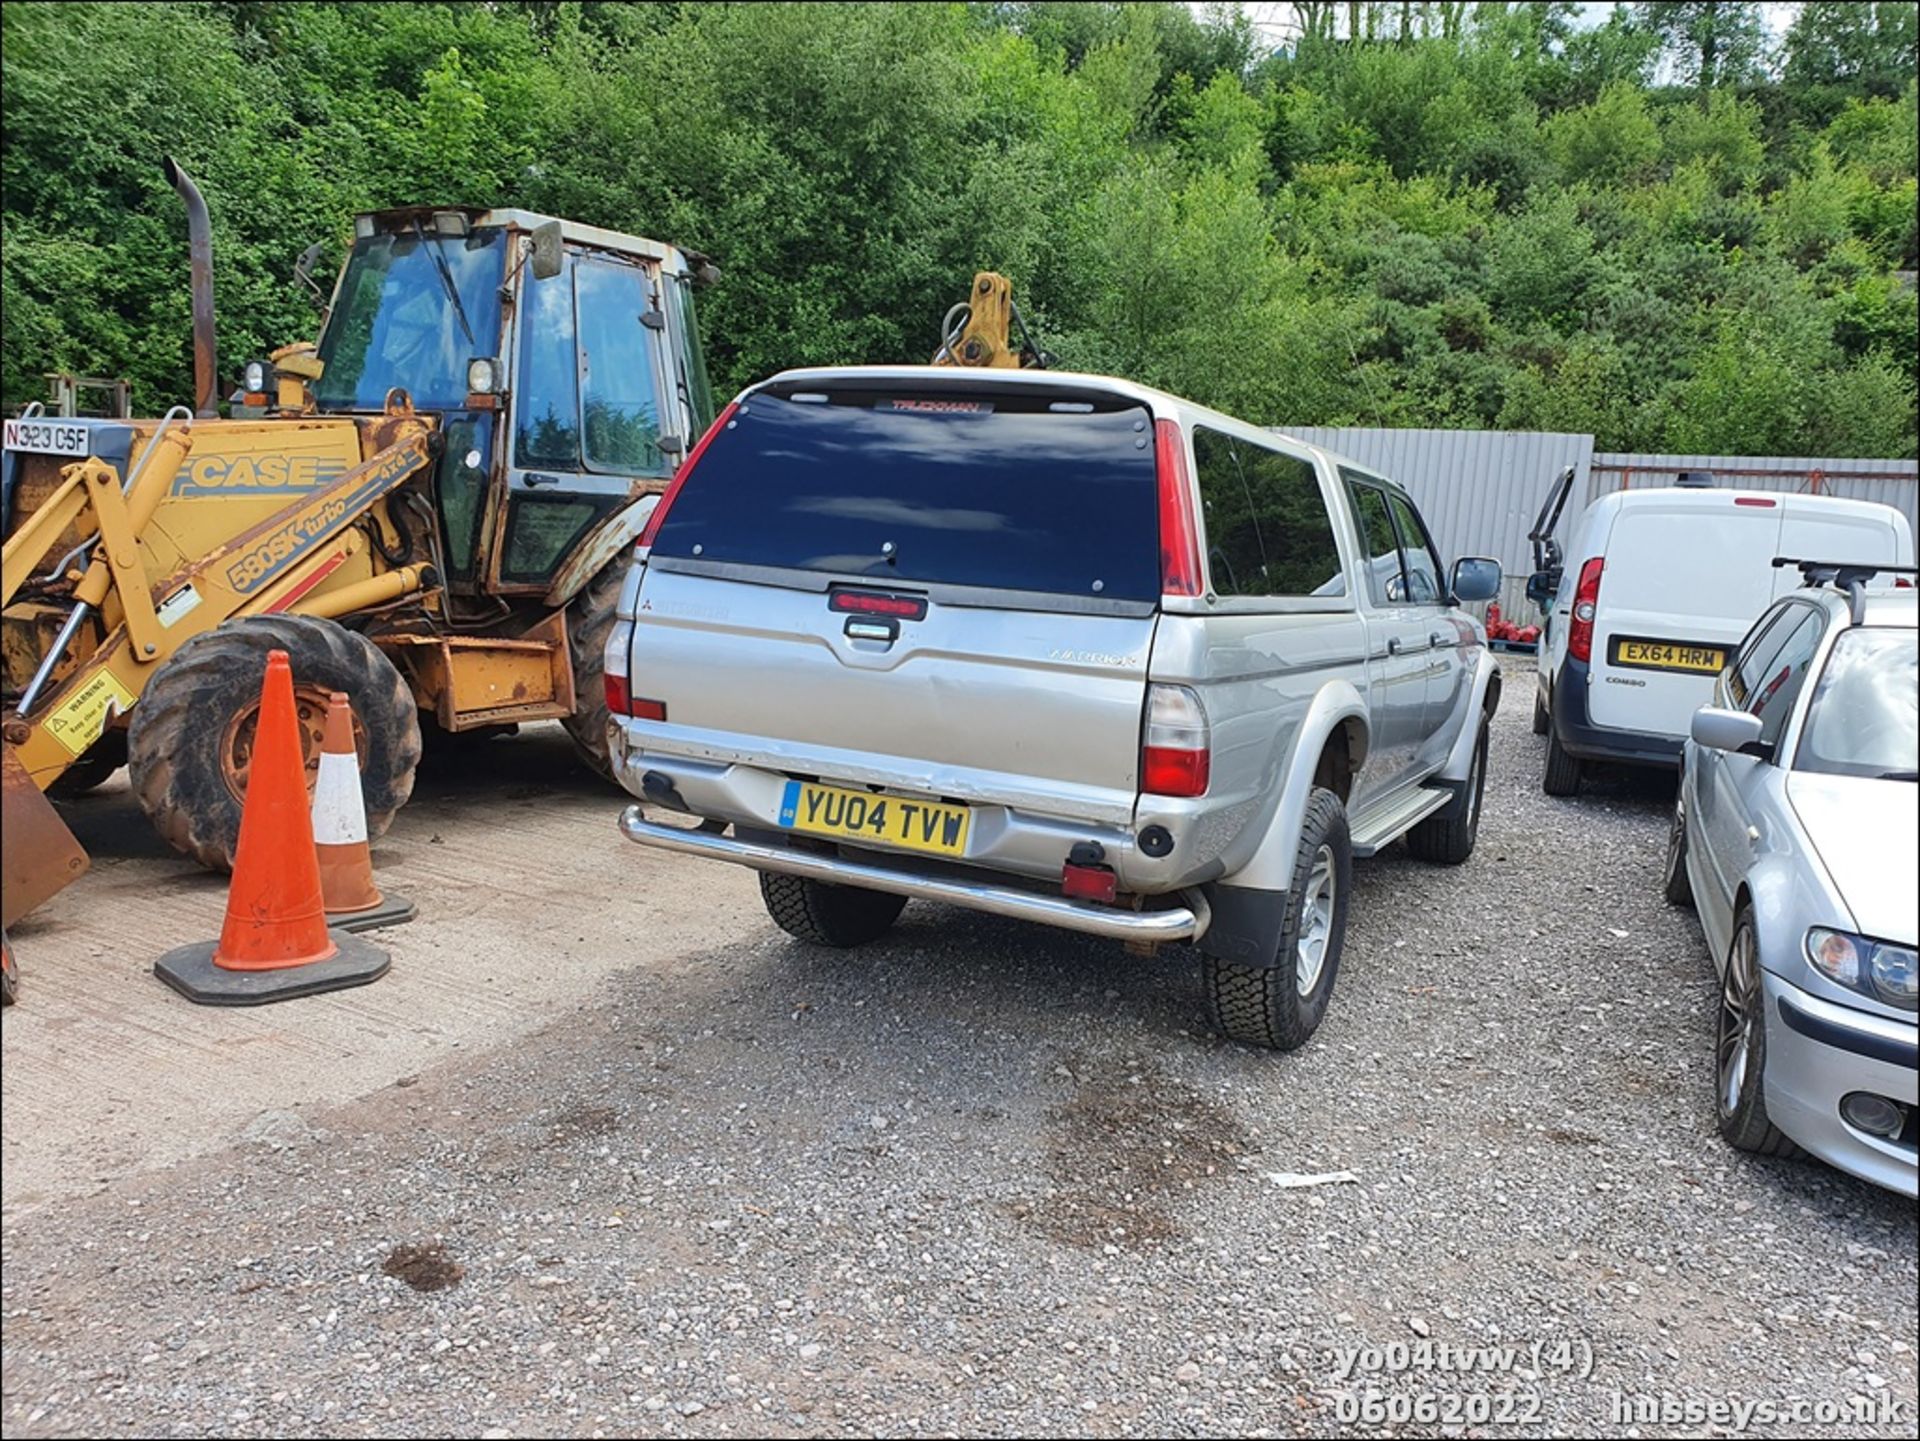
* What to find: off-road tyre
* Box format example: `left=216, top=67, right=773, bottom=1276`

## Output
left=1715, top=912, right=1799, bottom=1157
left=128, top=615, right=419, bottom=872
left=1542, top=726, right=1583, bottom=797
left=1204, top=787, right=1352, bottom=1052
left=759, top=872, right=908, bottom=947
left=560, top=562, right=626, bottom=782
left=1406, top=716, right=1488, bottom=865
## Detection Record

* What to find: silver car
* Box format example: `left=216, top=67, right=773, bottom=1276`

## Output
left=1666, top=564, right=1918, bottom=1195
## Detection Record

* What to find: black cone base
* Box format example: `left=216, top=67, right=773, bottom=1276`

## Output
left=153, top=929, right=390, bottom=1007
left=326, top=890, right=417, bottom=933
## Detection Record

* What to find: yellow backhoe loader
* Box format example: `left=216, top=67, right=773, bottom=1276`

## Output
left=2, top=160, right=720, bottom=921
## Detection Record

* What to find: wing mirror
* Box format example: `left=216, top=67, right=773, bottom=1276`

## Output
left=1525, top=567, right=1560, bottom=610
left=529, top=220, right=564, bottom=281
left=1691, top=706, right=1765, bottom=754
left=1450, top=556, right=1502, bottom=603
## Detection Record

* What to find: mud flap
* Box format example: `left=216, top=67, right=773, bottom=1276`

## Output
left=1, top=742, right=90, bottom=927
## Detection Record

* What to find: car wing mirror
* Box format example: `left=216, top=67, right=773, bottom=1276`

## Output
left=1691, top=706, right=1765, bottom=754
left=1450, top=556, right=1502, bottom=604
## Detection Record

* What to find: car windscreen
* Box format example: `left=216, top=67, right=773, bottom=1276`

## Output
left=1795, top=628, right=1919, bottom=781
left=649, top=389, right=1161, bottom=601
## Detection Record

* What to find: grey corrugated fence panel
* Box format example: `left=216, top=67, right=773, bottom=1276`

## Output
left=1588, top=452, right=1919, bottom=539
left=1270, top=425, right=1592, bottom=619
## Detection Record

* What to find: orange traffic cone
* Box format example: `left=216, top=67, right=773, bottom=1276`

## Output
left=314, top=692, right=415, bottom=932
left=154, top=650, right=389, bottom=1005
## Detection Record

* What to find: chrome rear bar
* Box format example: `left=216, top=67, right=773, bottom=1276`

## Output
left=619, top=806, right=1209, bottom=944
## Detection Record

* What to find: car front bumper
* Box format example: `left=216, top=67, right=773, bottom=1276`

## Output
left=1761, top=971, right=1918, bottom=1198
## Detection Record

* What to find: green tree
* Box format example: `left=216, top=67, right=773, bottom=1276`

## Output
left=1635, top=2, right=1770, bottom=97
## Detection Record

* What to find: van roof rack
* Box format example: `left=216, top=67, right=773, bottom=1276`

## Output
left=1772, top=557, right=1919, bottom=624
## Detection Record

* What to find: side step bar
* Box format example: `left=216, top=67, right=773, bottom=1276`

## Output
left=619, top=806, right=1210, bottom=944
left=1348, top=784, right=1452, bottom=857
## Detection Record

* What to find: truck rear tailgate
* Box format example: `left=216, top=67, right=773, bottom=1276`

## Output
left=627, top=567, right=1154, bottom=823
left=622, top=376, right=1166, bottom=827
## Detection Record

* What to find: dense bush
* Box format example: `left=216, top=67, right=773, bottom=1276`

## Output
left=3, top=0, right=1914, bottom=456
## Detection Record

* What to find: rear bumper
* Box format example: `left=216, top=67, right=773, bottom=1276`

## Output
left=1549, top=658, right=1683, bottom=769
left=619, top=807, right=1210, bottom=944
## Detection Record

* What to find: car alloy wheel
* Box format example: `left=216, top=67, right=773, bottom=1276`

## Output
left=1295, top=843, right=1338, bottom=997
left=1716, top=926, right=1761, bottom=1120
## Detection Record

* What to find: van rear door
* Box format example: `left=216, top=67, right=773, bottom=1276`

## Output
left=1586, top=495, right=1786, bottom=734
left=626, top=379, right=1162, bottom=826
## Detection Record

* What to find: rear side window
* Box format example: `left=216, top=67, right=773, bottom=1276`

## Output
left=1192, top=427, right=1345, bottom=599
left=1728, top=604, right=1799, bottom=707
left=1744, top=610, right=1824, bottom=746
left=650, top=389, right=1160, bottom=600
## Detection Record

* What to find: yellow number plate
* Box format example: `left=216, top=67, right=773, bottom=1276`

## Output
left=1613, top=638, right=1727, bottom=674
left=778, top=780, right=970, bottom=856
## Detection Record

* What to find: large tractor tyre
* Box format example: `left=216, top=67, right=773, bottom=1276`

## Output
left=560, top=562, right=627, bottom=782
left=128, top=615, right=420, bottom=872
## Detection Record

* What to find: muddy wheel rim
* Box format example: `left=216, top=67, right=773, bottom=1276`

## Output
left=220, top=685, right=366, bottom=803
left=1295, top=844, right=1338, bottom=997
left=1717, top=927, right=1759, bottom=1118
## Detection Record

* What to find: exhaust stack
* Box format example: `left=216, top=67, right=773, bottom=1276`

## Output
left=163, top=157, right=219, bottom=417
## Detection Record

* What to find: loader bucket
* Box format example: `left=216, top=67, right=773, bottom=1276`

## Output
left=1, top=743, right=89, bottom=927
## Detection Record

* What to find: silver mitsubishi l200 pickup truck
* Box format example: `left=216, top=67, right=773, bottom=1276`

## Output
left=608, top=366, right=1503, bottom=1050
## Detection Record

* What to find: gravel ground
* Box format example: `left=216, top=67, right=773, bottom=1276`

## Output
left=2, top=657, right=1915, bottom=1438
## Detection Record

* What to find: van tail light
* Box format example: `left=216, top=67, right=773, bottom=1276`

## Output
left=1142, top=684, right=1210, bottom=797
left=604, top=673, right=666, bottom=722
left=1896, top=577, right=1914, bottom=589
left=1154, top=419, right=1203, bottom=598
left=1568, top=557, right=1605, bottom=664
left=636, top=400, right=740, bottom=550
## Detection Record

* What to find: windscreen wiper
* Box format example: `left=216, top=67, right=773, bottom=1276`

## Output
left=415, top=219, right=477, bottom=352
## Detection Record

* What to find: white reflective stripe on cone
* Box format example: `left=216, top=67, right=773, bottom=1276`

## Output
left=311, top=751, right=368, bottom=846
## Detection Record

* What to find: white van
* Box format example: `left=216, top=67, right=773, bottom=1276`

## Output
left=1527, top=473, right=1914, bottom=795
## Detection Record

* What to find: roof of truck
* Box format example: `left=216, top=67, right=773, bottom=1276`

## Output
left=748, top=365, right=1386, bottom=483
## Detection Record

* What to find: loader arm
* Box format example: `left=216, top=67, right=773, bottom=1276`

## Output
left=1, top=420, right=433, bottom=918
left=931, top=272, right=1048, bottom=370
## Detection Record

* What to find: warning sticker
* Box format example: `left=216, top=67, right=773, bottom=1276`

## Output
left=43, top=670, right=137, bottom=757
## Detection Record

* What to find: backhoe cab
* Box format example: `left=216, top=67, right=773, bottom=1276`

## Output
left=2, top=164, right=718, bottom=914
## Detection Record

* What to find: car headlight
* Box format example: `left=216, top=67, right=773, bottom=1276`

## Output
left=1807, top=927, right=1918, bottom=1011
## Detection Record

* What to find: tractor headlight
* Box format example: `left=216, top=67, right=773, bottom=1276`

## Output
left=466, top=357, right=501, bottom=396
left=1808, top=928, right=1918, bottom=1011
left=242, top=359, right=272, bottom=396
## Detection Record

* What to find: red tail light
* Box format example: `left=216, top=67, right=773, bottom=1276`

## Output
left=1733, top=496, right=1777, bottom=508
left=1154, top=418, right=1203, bottom=598
left=604, top=673, right=666, bottom=722
left=636, top=400, right=740, bottom=550
left=1568, top=557, right=1604, bottom=664
left=1142, top=684, right=1210, bottom=797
